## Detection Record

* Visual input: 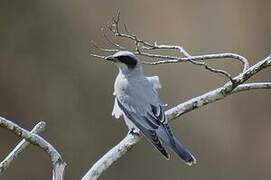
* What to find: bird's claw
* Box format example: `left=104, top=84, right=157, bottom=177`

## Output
left=128, top=128, right=140, bottom=136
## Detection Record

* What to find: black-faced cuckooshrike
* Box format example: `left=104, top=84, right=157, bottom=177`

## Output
left=105, top=51, right=196, bottom=165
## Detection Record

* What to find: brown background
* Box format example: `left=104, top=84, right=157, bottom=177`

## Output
left=0, top=0, right=271, bottom=180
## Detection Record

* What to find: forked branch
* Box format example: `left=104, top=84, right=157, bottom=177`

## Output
left=0, top=117, right=66, bottom=180
left=0, top=121, right=46, bottom=173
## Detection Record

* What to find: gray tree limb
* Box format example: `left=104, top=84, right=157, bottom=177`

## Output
left=81, top=133, right=141, bottom=180
left=0, top=121, right=46, bottom=173
left=0, top=116, right=66, bottom=180
left=166, top=54, right=271, bottom=120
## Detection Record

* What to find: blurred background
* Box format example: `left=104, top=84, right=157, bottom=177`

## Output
left=0, top=0, right=271, bottom=179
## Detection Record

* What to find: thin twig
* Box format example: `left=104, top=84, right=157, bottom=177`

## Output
left=90, top=41, right=119, bottom=53
left=90, top=11, right=249, bottom=82
left=89, top=53, right=107, bottom=60
left=102, top=28, right=126, bottom=50
left=141, top=53, right=248, bottom=68
left=89, top=11, right=249, bottom=82
left=141, top=45, right=249, bottom=72
left=188, top=59, right=235, bottom=83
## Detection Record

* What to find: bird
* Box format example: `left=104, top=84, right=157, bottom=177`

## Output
left=105, top=51, right=196, bottom=165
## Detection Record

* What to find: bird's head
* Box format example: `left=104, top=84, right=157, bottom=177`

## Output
left=105, top=51, right=142, bottom=74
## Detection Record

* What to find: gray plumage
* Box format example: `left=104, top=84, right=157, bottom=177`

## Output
left=106, top=51, right=196, bottom=165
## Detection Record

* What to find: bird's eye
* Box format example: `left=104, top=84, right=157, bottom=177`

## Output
left=117, top=56, right=137, bottom=69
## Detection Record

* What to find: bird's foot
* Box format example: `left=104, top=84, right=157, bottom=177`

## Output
left=128, top=128, right=140, bottom=136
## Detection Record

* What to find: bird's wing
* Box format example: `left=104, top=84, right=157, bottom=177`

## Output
left=112, top=97, right=122, bottom=119
left=146, top=76, right=161, bottom=89
left=116, top=78, right=196, bottom=165
left=116, top=98, right=170, bottom=159
left=113, top=75, right=161, bottom=120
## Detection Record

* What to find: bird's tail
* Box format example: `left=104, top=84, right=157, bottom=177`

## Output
left=170, top=135, right=196, bottom=166
left=157, top=126, right=196, bottom=166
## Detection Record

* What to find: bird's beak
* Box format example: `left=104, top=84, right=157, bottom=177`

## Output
left=105, top=55, right=116, bottom=62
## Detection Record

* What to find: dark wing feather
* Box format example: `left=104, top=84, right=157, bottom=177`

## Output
left=117, top=99, right=169, bottom=159
left=149, top=104, right=196, bottom=164
left=148, top=105, right=175, bottom=145
left=117, top=98, right=196, bottom=164
left=115, top=77, right=196, bottom=164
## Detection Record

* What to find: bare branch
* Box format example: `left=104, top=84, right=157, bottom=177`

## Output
left=166, top=54, right=271, bottom=120
left=82, top=54, right=271, bottom=179
left=188, top=59, right=235, bottom=83
left=233, top=82, right=271, bottom=92
left=81, top=133, right=141, bottom=180
left=141, top=52, right=249, bottom=71
left=89, top=53, right=107, bottom=60
left=111, top=28, right=242, bottom=82
left=101, top=28, right=126, bottom=50
left=107, top=14, right=156, bottom=48
left=90, top=11, right=249, bottom=83
left=53, top=163, right=66, bottom=180
left=141, top=44, right=249, bottom=72
left=142, top=44, right=192, bottom=57
left=105, top=12, right=249, bottom=73
left=0, top=121, right=46, bottom=173
left=0, top=116, right=66, bottom=180
left=90, top=40, right=119, bottom=53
